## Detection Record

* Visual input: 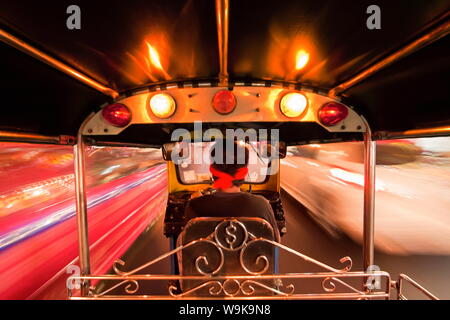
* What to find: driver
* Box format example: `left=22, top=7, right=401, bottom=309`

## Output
left=184, top=139, right=279, bottom=237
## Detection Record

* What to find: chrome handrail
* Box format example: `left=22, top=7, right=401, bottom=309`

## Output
left=396, top=274, right=439, bottom=300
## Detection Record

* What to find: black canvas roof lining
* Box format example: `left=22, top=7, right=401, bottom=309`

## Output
left=344, top=35, right=450, bottom=132
left=0, top=42, right=106, bottom=136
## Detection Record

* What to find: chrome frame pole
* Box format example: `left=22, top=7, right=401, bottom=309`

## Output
left=328, top=13, right=450, bottom=98
left=74, top=113, right=96, bottom=296
left=0, top=28, right=118, bottom=99
left=0, top=131, right=75, bottom=145
left=362, top=118, right=376, bottom=291
left=215, top=0, right=229, bottom=86
left=376, top=125, right=450, bottom=140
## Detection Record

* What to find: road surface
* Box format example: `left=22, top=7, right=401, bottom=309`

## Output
left=101, top=189, right=450, bottom=299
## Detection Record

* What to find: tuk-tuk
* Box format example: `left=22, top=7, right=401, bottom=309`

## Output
left=0, top=0, right=448, bottom=300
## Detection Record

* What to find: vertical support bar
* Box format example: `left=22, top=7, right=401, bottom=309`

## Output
left=74, top=115, right=96, bottom=296
left=74, top=136, right=91, bottom=296
left=363, top=121, right=376, bottom=291
left=215, top=0, right=229, bottom=86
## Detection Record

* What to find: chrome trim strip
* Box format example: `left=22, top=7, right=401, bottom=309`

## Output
left=329, top=13, right=450, bottom=97
left=0, top=28, right=119, bottom=99
left=375, top=126, right=450, bottom=139
left=215, top=0, right=229, bottom=86
left=0, top=131, right=75, bottom=145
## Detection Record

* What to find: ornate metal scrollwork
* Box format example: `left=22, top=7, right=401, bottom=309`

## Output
left=194, top=239, right=225, bottom=275
left=239, top=239, right=270, bottom=275
left=214, top=220, right=248, bottom=251
left=240, top=280, right=295, bottom=296
left=94, top=279, right=139, bottom=297
left=74, top=218, right=389, bottom=299
left=168, top=279, right=296, bottom=298
left=169, top=281, right=223, bottom=297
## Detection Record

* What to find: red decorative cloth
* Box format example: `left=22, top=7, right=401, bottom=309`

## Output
left=209, top=165, right=248, bottom=190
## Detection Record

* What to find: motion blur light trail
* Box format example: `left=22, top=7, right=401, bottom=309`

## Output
left=1, top=137, right=450, bottom=299
left=0, top=143, right=166, bottom=299
left=0, top=167, right=165, bottom=251
left=281, top=137, right=450, bottom=255
left=30, top=167, right=167, bottom=300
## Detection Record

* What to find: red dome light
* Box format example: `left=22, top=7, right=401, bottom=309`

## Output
left=318, top=102, right=349, bottom=126
left=101, top=103, right=131, bottom=127
left=212, top=90, right=236, bottom=114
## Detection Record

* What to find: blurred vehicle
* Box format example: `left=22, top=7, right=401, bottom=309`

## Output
left=281, top=138, right=450, bottom=255
left=0, top=143, right=166, bottom=299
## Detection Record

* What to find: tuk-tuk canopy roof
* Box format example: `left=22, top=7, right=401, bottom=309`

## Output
left=0, top=0, right=449, bottom=141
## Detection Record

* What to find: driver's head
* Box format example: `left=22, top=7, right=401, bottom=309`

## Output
left=210, top=139, right=249, bottom=188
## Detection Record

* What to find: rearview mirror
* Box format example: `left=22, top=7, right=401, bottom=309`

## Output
left=258, top=141, right=287, bottom=159
left=162, top=142, right=190, bottom=162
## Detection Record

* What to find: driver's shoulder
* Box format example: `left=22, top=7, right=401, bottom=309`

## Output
left=237, top=192, right=270, bottom=208
left=188, top=193, right=213, bottom=205
left=242, top=192, right=267, bottom=202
